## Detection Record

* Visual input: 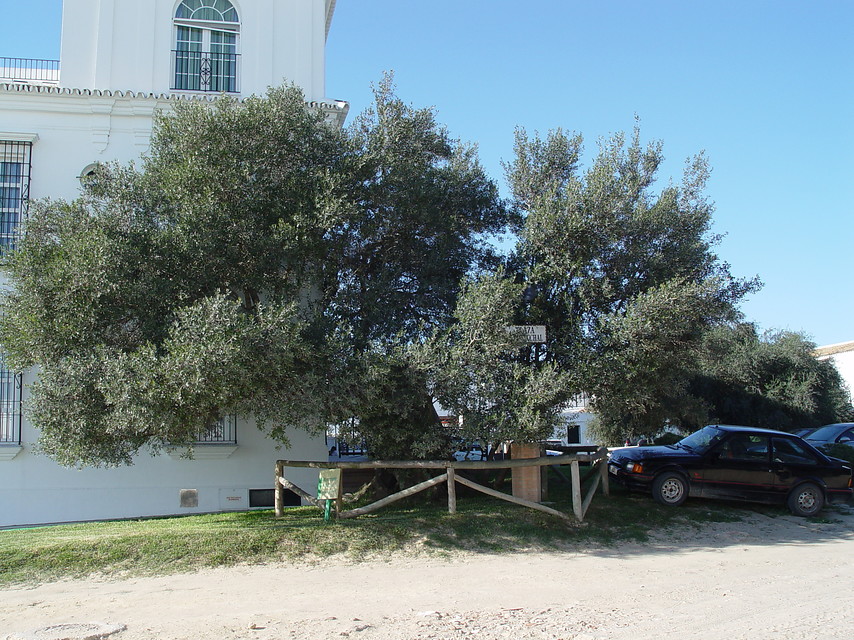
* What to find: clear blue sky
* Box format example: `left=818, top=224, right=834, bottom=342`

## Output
left=4, top=0, right=853, bottom=346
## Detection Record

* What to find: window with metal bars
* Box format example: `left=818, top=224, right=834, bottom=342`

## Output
left=0, top=355, right=23, bottom=446
left=195, top=414, right=238, bottom=444
left=0, top=140, right=32, bottom=256
left=173, top=0, right=240, bottom=93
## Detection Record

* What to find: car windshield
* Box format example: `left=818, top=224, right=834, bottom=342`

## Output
left=677, top=426, right=726, bottom=453
left=806, top=425, right=845, bottom=441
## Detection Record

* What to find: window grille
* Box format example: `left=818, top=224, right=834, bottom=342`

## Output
left=195, top=414, right=237, bottom=444
left=0, top=355, right=23, bottom=445
left=0, top=140, right=32, bottom=255
left=173, top=0, right=239, bottom=93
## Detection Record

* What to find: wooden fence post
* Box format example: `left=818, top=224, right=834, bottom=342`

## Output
left=570, top=460, right=582, bottom=520
left=275, top=460, right=284, bottom=517
left=600, top=456, right=610, bottom=496
left=447, top=468, right=457, bottom=514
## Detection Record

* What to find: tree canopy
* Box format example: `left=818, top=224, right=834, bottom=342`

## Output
left=0, top=81, right=508, bottom=466
left=503, top=125, right=760, bottom=443
left=687, top=324, right=853, bottom=431
left=3, top=82, right=850, bottom=466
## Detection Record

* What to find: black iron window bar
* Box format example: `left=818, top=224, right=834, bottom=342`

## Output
left=172, top=50, right=239, bottom=93
left=1, top=140, right=32, bottom=255
left=0, top=359, right=22, bottom=446
left=195, top=415, right=238, bottom=444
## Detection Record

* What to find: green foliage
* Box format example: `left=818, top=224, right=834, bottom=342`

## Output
left=319, top=75, right=510, bottom=459
left=412, top=271, right=570, bottom=445
left=687, top=324, right=854, bottom=431
left=653, top=432, right=683, bottom=446
left=506, top=124, right=758, bottom=444
left=0, top=80, right=509, bottom=466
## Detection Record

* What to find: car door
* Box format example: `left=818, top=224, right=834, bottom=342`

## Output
left=769, top=437, right=827, bottom=498
left=834, top=428, right=854, bottom=446
left=697, top=433, right=775, bottom=501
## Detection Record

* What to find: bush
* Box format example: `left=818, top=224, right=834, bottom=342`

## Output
left=653, top=432, right=682, bottom=446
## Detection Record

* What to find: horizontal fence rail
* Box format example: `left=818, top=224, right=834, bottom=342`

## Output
left=276, top=449, right=610, bottom=523
left=0, top=57, right=59, bottom=83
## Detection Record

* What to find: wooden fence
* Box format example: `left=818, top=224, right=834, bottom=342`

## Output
left=275, top=448, right=610, bottom=522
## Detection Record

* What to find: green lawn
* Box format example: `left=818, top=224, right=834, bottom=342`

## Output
left=0, top=477, right=747, bottom=587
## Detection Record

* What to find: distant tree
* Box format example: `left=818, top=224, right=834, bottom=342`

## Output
left=687, top=324, right=853, bottom=431
left=504, top=125, right=759, bottom=444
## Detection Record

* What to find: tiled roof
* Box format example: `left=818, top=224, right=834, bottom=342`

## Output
left=0, top=82, right=349, bottom=113
left=813, top=341, right=854, bottom=357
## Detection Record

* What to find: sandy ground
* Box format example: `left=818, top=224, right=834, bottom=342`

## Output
left=3, top=506, right=853, bottom=640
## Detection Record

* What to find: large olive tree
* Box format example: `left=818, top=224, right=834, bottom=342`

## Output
left=0, top=81, right=509, bottom=466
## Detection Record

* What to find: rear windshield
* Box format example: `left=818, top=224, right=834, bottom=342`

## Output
left=806, top=425, right=845, bottom=441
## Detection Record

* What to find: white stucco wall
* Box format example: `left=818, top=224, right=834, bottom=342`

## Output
left=0, top=400, right=326, bottom=528
left=60, top=0, right=330, bottom=100
left=0, top=0, right=346, bottom=527
left=0, top=86, right=343, bottom=526
left=819, top=346, right=854, bottom=404
left=551, top=408, right=597, bottom=446
left=0, top=89, right=165, bottom=202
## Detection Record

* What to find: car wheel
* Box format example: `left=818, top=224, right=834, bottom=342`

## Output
left=652, top=472, right=688, bottom=507
left=787, top=482, right=824, bottom=517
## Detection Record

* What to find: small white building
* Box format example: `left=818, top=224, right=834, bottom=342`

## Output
left=551, top=394, right=597, bottom=447
left=0, top=0, right=347, bottom=527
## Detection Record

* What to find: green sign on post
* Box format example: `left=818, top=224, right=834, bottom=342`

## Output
left=317, top=468, right=342, bottom=522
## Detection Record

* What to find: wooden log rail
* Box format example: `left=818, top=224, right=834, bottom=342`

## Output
left=275, top=448, right=610, bottom=523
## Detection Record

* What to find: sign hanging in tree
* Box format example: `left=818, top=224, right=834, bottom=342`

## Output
left=505, top=325, right=547, bottom=344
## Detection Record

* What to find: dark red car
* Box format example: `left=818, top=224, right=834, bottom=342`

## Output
left=608, top=425, right=853, bottom=516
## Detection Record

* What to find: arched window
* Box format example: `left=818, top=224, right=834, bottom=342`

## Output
left=173, top=0, right=240, bottom=93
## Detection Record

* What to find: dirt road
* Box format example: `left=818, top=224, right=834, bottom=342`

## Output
left=3, top=507, right=853, bottom=640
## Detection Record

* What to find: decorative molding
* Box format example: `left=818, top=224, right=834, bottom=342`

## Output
left=0, top=83, right=350, bottom=126
left=167, top=445, right=238, bottom=460
left=0, top=446, right=23, bottom=461
left=0, top=131, right=38, bottom=142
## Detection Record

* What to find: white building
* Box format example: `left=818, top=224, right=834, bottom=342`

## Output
left=814, top=341, right=854, bottom=404
left=0, top=0, right=347, bottom=527
left=552, top=394, right=597, bottom=447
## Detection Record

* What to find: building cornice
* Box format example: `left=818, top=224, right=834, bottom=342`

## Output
left=0, top=82, right=350, bottom=127
left=0, top=130, right=38, bottom=142
left=326, top=0, right=337, bottom=40
left=813, top=341, right=854, bottom=358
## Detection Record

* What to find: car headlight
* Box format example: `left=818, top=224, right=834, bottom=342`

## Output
left=625, top=461, right=644, bottom=474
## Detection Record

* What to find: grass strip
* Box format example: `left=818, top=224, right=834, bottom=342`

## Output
left=0, top=478, right=748, bottom=587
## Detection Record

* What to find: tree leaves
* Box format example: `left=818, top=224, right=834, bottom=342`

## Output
left=0, top=81, right=509, bottom=466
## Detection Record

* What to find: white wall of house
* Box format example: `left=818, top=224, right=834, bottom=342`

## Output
left=0, top=0, right=345, bottom=527
left=60, top=0, right=334, bottom=100
left=552, top=400, right=598, bottom=447
left=816, top=341, right=854, bottom=405
left=1, top=396, right=326, bottom=527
